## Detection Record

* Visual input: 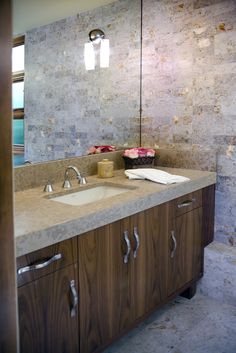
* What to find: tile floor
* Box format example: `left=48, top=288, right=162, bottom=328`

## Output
left=104, top=293, right=236, bottom=353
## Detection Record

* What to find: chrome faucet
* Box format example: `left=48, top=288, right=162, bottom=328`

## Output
left=62, top=165, right=87, bottom=188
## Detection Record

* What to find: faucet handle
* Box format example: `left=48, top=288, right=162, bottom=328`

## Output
left=43, top=181, right=54, bottom=193
left=79, top=176, right=87, bottom=185
left=62, top=179, right=72, bottom=189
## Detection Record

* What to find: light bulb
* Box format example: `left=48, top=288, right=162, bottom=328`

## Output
left=100, top=39, right=109, bottom=68
left=84, top=42, right=95, bottom=70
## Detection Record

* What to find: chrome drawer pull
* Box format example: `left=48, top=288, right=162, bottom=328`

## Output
left=17, top=253, right=62, bottom=275
left=177, top=198, right=196, bottom=209
left=123, top=230, right=131, bottom=264
left=133, top=227, right=140, bottom=259
left=70, top=279, right=78, bottom=317
left=170, top=231, right=177, bottom=258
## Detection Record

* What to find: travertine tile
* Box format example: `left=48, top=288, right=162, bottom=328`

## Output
left=24, top=0, right=140, bottom=162
left=142, top=0, right=236, bottom=246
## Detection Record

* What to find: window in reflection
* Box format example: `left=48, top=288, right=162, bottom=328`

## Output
left=13, top=119, right=24, bottom=145
left=12, top=36, right=25, bottom=166
left=12, top=44, right=24, bottom=73
left=12, top=81, right=24, bottom=109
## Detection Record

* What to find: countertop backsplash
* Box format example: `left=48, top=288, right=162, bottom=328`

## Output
left=14, top=150, right=125, bottom=192
left=14, top=147, right=216, bottom=192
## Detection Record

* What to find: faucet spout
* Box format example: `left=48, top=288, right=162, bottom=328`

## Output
left=65, top=165, right=82, bottom=181
left=62, top=165, right=87, bottom=188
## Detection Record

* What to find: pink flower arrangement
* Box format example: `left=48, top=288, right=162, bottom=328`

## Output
left=123, top=147, right=156, bottom=159
left=87, top=145, right=116, bottom=154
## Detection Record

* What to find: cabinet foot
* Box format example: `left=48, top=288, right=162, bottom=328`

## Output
left=180, top=283, right=197, bottom=299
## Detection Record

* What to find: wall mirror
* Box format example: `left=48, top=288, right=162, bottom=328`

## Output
left=13, top=0, right=141, bottom=167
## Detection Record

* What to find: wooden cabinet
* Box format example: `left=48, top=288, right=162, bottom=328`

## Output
left=78, top=203, right=169, bottom=353
left=167, top=190, right=203, bottom=297
left=78, top=218, right=136, bottom=353
left=167, top=207, right=203, bottom=296
left=17, top=185, right=215, bottom=353
left=17, top=238, right=79, bottom=353
left=78, top=225, right=114, bottom=353
left=17, top=237, right=78, bottom=287
left=131, top=205, right=168, bottom=316
left=202, top=185, right=215, bottom=247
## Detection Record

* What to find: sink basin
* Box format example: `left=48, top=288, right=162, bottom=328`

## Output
left=50, top=184, right=133, bottom=206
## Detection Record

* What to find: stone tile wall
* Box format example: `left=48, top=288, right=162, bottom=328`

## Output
left=22, top=0, right=236, bottom=246
left=142, top=0, right=236, bottom=246
left=24, top=0, right=140, bottom=162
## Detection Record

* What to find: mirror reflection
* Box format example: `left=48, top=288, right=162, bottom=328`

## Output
left=12, top=0, right=141, bottom=167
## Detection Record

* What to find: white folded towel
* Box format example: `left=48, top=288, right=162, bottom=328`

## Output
left=124, top=168, right=190, bottom=185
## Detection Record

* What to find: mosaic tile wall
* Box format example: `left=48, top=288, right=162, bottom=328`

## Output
left=142, top=0, right=236, bottom=246
left=24, top=0, right=140, bottom=162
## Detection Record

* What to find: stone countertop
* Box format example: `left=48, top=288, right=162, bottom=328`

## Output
left=14, top=167, right=216, bottom=257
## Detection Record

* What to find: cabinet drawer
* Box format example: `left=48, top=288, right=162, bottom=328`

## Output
left=170, top=189, right=202, bottom=217
left=17, top=237, right=77, bottom=287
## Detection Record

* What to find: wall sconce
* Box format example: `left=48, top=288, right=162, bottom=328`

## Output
left=84, top=29, right=109, bottom=70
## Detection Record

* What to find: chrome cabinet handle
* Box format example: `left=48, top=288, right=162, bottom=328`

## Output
left=133, top=227, right=140, bottom=259
left=17, top=253, right=62, bottom=275
left=70, top=279, right=78, bottom=317
left=170, top=231, right=177, bottom=258
left=177, top=198, right=196, bottom=208
left=123, top=230, right=131, bottom=264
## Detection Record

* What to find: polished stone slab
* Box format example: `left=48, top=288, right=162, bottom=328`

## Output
left=14, top=167, right=216, bottom=257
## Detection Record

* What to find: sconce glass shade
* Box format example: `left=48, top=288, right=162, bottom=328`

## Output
left=84, top=42, right=95, bottom=70
left=100, top=39, right=109, bottom=68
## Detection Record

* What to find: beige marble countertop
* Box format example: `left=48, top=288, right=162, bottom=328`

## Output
left=14, top=167, right=216, bottom=257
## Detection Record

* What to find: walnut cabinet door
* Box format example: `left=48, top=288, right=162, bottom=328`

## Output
left=18, top=264, right=79, bottom=353
left=78, top=204, right=168, bottom=353
left=131, top=204, right=168, bottom=317
left=167, top=207, right=203, bottom=297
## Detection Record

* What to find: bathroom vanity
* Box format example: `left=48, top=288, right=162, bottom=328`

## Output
left=15, top=167, right=216, bottom=353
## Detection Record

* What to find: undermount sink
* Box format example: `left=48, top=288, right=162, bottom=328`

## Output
left=49, top=184, right=134, bottom=206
